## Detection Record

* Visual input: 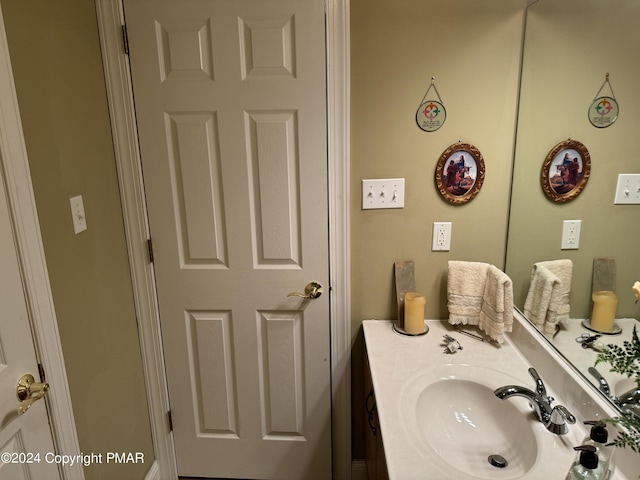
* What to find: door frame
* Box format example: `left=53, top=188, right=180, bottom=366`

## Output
left=94, top=0, right=351, bottom=478
left=0, top=6, right=84, bottom=480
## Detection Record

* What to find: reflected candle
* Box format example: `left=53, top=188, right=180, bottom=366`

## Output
left=591, top=290, right=617, bottom=333
left=404, top=292, right=426, bottom=334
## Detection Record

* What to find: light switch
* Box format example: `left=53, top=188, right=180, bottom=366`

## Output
left=613, top=173, right=640, bottom=204
left=69, top=195, right=87, bottom=234
left=362, top=178, right=405, bottom=209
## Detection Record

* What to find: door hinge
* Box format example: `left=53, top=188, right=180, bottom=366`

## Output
left=121, top=25, right=129, bottom=55
left=147, top=238, right=154, bottom=263
left=167, top=410, right=173, bottom=432
left=38, top=363, right=46, bottom=383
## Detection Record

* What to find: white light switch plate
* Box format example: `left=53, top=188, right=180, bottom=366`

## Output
left=69, top=195, right=87, bottom=234
left=614, top=173, right=640, bottom=204
left=362, top=178, right=405, bottom=209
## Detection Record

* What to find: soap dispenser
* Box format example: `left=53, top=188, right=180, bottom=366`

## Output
left=566, top=445, right=604, bottom=480
left=581, top=421, right=614, bottom=475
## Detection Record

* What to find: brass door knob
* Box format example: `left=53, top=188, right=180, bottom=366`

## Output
left=17, top=374, right=49, bottom=415
left=287, top=282, right=323, bottom=299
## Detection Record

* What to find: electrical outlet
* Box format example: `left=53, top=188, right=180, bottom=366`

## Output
left=432, top=222, right=451, bottom=251
left=561, top=220, right=581, bottom=249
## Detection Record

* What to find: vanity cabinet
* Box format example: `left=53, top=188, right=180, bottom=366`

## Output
left=364, top=348, right=388, bottom=480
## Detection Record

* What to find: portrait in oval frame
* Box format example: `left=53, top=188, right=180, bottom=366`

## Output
left=541, top=139, right=591, bottom=203
left=435, top=142, right=485, bottom=205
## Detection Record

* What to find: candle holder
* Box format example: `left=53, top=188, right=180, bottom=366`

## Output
left=392, top=323, right=429, bottom=337
left=586, top=290, right=621, bottom=335
left=581, top=319, right=622, bottom=336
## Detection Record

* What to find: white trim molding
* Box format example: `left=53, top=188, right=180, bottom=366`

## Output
left=96, top=1, right=351, bottom=478
left=326, top=0, right=352, bottom=479
left=94, top=1, right=178, bottom=478
left=0, top=5, right=83, bottom=480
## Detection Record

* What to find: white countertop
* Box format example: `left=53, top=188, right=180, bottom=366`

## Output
left=363, top=319, right=589, bottom=480
left=551, top=318, right=639, bottom=396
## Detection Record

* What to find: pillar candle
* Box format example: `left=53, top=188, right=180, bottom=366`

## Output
left=590, top=290, right=617, bottom=333
left=404, top=292, right=425, bottom=334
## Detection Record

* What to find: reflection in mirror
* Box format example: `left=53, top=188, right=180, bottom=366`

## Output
left=505, top=0, right=640, bottom=413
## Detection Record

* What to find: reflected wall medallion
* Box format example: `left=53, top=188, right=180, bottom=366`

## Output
left=541, top=139, right=591, bottom=203
left=588, top=73, right=619, bottom=128
left=416, top=77, right=446, bottom=132
left=435, top=142, right=485, bottom=205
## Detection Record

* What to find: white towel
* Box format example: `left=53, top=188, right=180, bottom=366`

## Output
left=539, top=259, right=572, bottom=327
left=479, top=265, right=514, bottom=344
left=524, top=260, right=572, bottom=334
left=447, top=261, right=490, bottom=326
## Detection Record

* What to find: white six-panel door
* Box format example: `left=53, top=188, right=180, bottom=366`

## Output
left=123, top=0, right=331, bottom=478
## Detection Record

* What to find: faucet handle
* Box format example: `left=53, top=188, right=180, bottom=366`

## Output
left=547, top=405, right=576, bottom=435
left=528, top=367, right=548, bottom=398
left=588, top=367, right=612, bottom=397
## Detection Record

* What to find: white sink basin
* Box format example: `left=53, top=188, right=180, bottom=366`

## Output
left=361, top=319, right=617, bottom=479
left=399, top=365, right=541, bottom=479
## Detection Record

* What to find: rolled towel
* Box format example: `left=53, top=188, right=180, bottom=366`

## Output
left=447, top=260, right=490, bottom=326
left=479, top=265, right=514, bottom=344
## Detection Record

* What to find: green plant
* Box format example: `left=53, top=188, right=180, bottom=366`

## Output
left=595, top=325, right=640, bottom=389
left=600, top=411, right=640, bottom=454
left=595, top=325, right=640, bottom=453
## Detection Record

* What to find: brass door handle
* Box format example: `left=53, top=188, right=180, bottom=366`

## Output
left=287, top=282, right=323, bottom=299
left=17, top=374, right=49, bottom=415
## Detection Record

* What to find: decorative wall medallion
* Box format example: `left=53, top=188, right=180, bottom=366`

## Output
left=416, top=77, right=446, bottom=132
left=588, top=73, right=618, bottom=128
left=588, top=96, right=619, bottom=128
left=416, top=100, right=446, bottom=132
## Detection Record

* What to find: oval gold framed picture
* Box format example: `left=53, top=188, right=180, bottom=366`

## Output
left=541, top=139, right=591, bottom=203
left=435, top=142, right=485, bottom=205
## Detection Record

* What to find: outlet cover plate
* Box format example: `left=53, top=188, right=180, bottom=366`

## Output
left=561, top=219, right=581, bottom=250
left=432, top=222, right=451, bottom=251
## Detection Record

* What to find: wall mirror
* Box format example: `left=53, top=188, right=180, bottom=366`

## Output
left=505, top=0, right=640, bottom=413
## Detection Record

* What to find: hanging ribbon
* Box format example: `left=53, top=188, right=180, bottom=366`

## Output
left=416, top=77, right=446, bottom=132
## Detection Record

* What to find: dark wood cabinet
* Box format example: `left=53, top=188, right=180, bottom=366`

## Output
left=364, top=348, right=388, bottom=480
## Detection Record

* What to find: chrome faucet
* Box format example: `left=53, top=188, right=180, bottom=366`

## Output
left=494, top=367, right=576, bottom=435
left=589, top=366, right=640, bottom=413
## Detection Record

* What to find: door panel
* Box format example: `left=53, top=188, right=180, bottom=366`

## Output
left=123, top=1, right=331, bottom=478
left=0, top=172, right=58, bottom=480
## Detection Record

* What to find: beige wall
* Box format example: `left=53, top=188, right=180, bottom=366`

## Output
left=505, top=0, right=640, bottom=318
left=9, top=0, right=632, bottom=471
left=350, top=0, right=526, bottom=457
left=1, top=1, right=154, bottom=479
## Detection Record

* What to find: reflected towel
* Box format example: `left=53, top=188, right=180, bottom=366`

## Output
left=542, top=259, right=572, bottom=329
left=447, top=261, right=490, bottom=326
left=524, top=260, right=572, bottom=334
left=479, top=265, right=514, bottom=344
